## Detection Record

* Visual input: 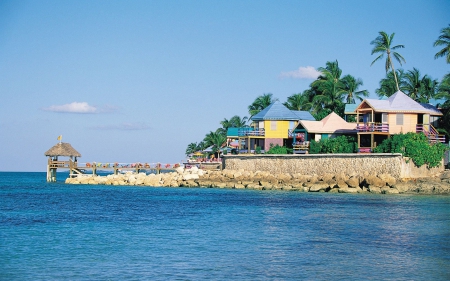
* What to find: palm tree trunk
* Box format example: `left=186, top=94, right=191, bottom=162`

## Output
left=388, top=52, right=400, bottom=91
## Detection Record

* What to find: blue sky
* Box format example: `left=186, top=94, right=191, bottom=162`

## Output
left=0, top=0, right=449, bottom=171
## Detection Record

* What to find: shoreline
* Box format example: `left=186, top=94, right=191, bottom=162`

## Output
left=65, top=167, right=450, bottom=195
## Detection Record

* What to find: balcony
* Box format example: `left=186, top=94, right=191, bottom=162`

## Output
left=237, top=128, right=265, bottom=137
left=357, top=123, right=389, bottom=133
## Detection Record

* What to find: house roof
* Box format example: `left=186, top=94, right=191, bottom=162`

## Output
left=226, top=127, right=239, bottom=137
left=297, top=112, right=357, bottom=134
left=44, top=142, right=81, bottom=157
left=251, top=101, right=315, bottom=121
left=357, top=91, right=442, bottom=115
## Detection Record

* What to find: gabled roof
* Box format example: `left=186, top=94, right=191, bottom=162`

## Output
left=357, top=91, right=442, bottom=115
left=251, top=101, right=315, bottom=121
left=45, top=142, right=81, bottom=157
left=297, top=112, right=357, bottom=134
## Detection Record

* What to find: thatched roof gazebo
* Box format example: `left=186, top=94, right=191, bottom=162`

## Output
left=45, top=142, right=81, bottom=159
left=45, top=142, right=82, bottom=182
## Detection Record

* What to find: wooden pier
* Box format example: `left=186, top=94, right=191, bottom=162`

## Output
left=45, top=141, right=222, bottom=182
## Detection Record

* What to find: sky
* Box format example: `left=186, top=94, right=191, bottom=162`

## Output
left=0, top=0, right=449, bottom=172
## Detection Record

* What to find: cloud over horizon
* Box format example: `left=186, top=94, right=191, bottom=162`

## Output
left=43, top=102, right=118, bottom=114
left=280, top=66, right=321, bottom=79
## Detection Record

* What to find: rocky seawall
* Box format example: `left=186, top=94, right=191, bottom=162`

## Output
left=65, top=167, right=450, bottom=195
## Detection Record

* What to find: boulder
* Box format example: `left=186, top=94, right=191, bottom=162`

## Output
left=309, top=183, right=329, bottom=192
left=368, top=186, right=381, bottom=194
left=338, top=187, right=359, bottom=193
left=346, top=176, right=360, bottom=188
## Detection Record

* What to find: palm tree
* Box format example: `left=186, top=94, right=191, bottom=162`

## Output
left=404, top=68, right=422, bottom=101
left=311, top=60, right=346, bottom=115
left=248, top=93, right=278, bottom=118
left=434, top=25, right=450, bottom=64
left=375, top=69, right=406, bottom=98
left=283, top=91, right=313, bottom=111
left=418, top=76, right=438, bottom=103
left=437, top=73, right=450, bottom=103
left=370, top=31, right=406, bottom=91
left=210, top=132, right=227, bottom=157
left=229, top=115, right=248, bottom=127
left=196, top=141, right=207, bottom=152
left=341, top=75, right=369, bottom=104
left=185, top=142, right=198, bottom=155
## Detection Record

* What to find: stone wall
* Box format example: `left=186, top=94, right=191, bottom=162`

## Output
left=223, top=154, right=444, bottom=179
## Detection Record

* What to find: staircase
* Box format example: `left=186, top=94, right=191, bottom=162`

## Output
left=416, top=124, right=446, bottom=143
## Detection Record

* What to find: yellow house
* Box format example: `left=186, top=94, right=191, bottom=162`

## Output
left=235, top=101, right=315, bottom=152
left=355, top=91, right=444, bottom=152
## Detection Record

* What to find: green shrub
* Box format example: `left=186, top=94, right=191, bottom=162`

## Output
left=255, top=146, right=262, bottom=154
left=374, top=132, right=447, bottom=168
left=309, top=136, right=357, bottom=154
left=265, top=144, right=292, bottom=154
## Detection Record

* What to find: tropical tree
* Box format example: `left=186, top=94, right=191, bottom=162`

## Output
left=341, top=74, right=369, bottom=104
left=311, top=60, right=346, bottom=116
left=375, top=69, right=406, bottom=98
left=185, top=142, right=199, bottom=155
left=228, top=115, right=248, bottom=127
left=210, top=132, right=227, bottom=157
left=370, top=31, right=406, bottom=91
left=404, top=68, right=423, bottom=101
left=203, top=130, right=223, bottom=148
left=196, top=141, right=207, bottom=152
left=283, top=90, right=314, bottom=111
left=248, top=93, right=278, bottom=118
left=434, top=24, right=450, bottom=63
left=418, top=76, right=438, bottom=103
left=437, top=73, right=450, bottom=103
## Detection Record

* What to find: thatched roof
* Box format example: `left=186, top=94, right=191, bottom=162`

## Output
left=44, top=142, right=81, bottom=157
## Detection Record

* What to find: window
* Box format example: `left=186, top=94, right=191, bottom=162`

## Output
left=259, top=121, right=264, bottom=129
left=382, top=113, right=388, bottom=123
left=396, top=114, right=403, bottom=125
left=271, top=121, right=277, bottom=130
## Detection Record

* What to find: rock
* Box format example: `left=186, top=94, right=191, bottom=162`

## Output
left=234, top=183, right=245, bottom=189
left=368, top=186, right=381, bottom=194
left=440, top=171, right=450, bottom=180
left=183, top=174, right=199, bottom=181
left=382, top=187, right=399, bottom=194
left=309, top=183, right=329, bottom=192
left=394, top=182, right=411, bottom=193
left=378, top=173, right=396, bottom=187
left=346, top=176, right=360, bottom=188
left=338, top=187, right=359, bottom=193
left=365, top=175, right=385, bottom=188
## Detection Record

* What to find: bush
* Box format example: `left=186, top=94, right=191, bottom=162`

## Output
left=255, top=146, right=262, bottom=154
left=309, top=136, right=357, bottom=154
left=265, top=144, right=292, bottom=154
left=374, top=132, right=447, bottom=168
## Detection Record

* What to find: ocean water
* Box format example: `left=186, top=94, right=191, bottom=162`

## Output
left=0, top=172, right=449, bottom=280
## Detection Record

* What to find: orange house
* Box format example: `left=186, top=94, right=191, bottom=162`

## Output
left=355, top=91, right=444, bottom=152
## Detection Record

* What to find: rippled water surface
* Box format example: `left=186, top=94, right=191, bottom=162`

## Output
left=1, top=172, right=449, bottom=280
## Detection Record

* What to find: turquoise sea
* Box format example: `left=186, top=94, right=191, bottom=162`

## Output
left=0, top=172, right=449, bottom=280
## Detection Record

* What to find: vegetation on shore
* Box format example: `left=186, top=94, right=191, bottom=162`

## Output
left=186, top=26, right=450, bottom=158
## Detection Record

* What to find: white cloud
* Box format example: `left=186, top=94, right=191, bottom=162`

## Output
left=280, top=66, right=321, bottom=79
left=90, top=122, right=151, bottom=131
left=43, top=102, right=98, bottom=113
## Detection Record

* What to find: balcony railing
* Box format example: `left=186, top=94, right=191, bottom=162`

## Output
left=357, top=123, right=389, bottom=133
left=238, top=128, right=265, bottom=137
